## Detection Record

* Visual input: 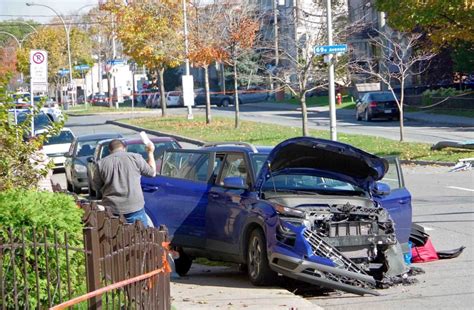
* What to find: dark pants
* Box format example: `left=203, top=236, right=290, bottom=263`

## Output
left=123, top=208, right=149, bottom=228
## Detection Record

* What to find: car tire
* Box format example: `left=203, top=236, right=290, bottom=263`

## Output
left=364, top=109, right=371, bottom=122
left=175, top=250, right=193, bottom=276
left=221, top=99, right=230, bottom=107
left=247, top=229, right=278, bottom=286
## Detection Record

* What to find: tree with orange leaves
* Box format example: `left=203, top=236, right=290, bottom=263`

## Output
left=221, top=1, right=260, bottom=129
left=102, top=0, right=183, bottom=117
left=188, top=0, right=228, bottom=124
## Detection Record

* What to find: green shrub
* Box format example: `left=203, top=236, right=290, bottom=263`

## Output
left=0, top=190, right=85, bottom=308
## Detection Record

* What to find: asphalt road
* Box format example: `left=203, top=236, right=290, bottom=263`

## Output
left=53, top=111, right=474, bottom=309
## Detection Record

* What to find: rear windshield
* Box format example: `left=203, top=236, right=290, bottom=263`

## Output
left=44, top=130, right=74, bottom=145
left=370, top=93, right=396, bottom=101
left=16, top=112, right=51, bottom=129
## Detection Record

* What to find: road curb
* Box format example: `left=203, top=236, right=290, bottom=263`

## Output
left=106, top=120, right=206, bottom=146
left=109, top=119, right=458, bottom=167
left=403, top=115, right=474, bottom=127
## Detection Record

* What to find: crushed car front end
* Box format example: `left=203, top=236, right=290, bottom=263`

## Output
left=255, top=137, right=411, bottom=295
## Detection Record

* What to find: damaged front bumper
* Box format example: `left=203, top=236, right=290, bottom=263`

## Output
left=270, top=228, right=381, bottom=296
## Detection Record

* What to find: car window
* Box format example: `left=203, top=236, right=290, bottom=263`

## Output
left=44, top=130, right=74, bottom=145
left=16, top=112, right=51, bottom=129
left=218, top=153, right=248, bottom=188
left=381, top=157, right=402, bottom=189
left=250, top=154, right=268, bottom=178
left=126, top=141, right=180, bottom=160
left=161, top=151, right=210, bottom=182
left=77, top=141, right=98, bottom=157
left=372, top=93, right=396, bottom=101
left=100, top=143, right=111, bottom=159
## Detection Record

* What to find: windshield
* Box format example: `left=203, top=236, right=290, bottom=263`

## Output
left=261, top=173, right=365, bottom=196
left=44, top=130, right=74, bottom=145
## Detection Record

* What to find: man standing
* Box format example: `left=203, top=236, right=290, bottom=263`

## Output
left=93, top=139, right=156, bottom=227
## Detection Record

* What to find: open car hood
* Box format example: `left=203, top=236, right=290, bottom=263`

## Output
left=255, top=137, right=388, bottom=191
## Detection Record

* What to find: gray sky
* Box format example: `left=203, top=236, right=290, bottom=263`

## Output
left=1, top=0, right=99, bottom=22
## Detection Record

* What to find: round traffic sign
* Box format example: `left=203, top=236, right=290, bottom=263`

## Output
left=33, top=52, right=45, bottom=64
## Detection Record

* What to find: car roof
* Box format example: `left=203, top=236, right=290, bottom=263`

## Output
left=200, top=143, right=272, bottom=155
left=97, top=136, right=178, bottom=145
left=76, top=133, right=123, bottom=141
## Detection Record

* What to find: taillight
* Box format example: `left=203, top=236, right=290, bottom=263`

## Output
left=369, top=101, right=377, bottom=107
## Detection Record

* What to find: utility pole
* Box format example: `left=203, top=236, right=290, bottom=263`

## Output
left=326, top=0, right=337, bottom=141
left=182, top=0, right=194, bottom=119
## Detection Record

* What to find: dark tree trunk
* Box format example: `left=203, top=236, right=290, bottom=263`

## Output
left=233, top=62, right=240, bottom=129
left=158, top=67, right=167, bottom=117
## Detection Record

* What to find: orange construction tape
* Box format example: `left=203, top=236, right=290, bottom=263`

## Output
left=50, top=249, right=171, bottom=309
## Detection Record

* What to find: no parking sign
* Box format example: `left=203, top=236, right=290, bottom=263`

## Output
left=30, top=49, right=48, bottom=92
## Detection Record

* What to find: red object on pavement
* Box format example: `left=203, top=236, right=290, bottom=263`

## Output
left=336, top=93, right=342, bottom=105
left=411, top=238, right=439, bottom=263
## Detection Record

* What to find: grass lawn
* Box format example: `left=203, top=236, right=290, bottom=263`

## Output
left=124, top=116, right=474, bottom=162
left=284, top=95, right=355, bottom=109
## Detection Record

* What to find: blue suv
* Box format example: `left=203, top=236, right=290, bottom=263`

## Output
left=142, top=137, right=412, bottom=295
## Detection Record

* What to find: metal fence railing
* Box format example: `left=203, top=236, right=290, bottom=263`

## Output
left=0, top=201, right=171, bottom=310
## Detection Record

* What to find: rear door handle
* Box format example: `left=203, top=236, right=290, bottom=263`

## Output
left=142, top=186, right=159, bottom=192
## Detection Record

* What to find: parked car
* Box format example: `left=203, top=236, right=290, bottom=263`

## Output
left=355, top=91, right=399, bottom=121
left=166, top=91, right=182, bottom=107
left=38, top=128, right=76, bottom=170
left=9, top=109, right=53, bottom=134
left=141, top=137, right=412, bottom=295
left=64, top=133, right=123, bottom=194
left=145, top=90, right=161, bottom=108
left=237, top=86, right=269, bottom=103
left=12, top=93, right=63, bottom=122
left=194, top=88, right=233, bottom=107
left=91, top=93, right=108, bottom=106
left=86, top=136, right=182, bottom=198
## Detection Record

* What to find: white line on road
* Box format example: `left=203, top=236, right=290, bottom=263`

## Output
left=447, top=186, right=474, bottom=192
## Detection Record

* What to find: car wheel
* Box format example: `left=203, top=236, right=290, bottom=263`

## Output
left=221, top=99, right=230, bottom=107
left=174, top=250, right=193, bottom=276
left=247, top=229, right=277, bottom=286
left=364, top=109, right=371, bottom=122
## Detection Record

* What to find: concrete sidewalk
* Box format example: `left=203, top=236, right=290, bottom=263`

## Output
left=171, top=264, right=319, bottom=310
left=247, top=102, right=473, bottom=127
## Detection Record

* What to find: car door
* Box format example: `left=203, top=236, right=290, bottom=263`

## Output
left=206, top=152, right=254, bottom=257
left=374, top=156, right=412, bottom=245
left=64, top=139, right=77, bottom=184
left=142, top=149, right=215, bottom=249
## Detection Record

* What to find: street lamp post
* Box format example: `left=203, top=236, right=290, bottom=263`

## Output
left=26, top=2, right=75, bottom=105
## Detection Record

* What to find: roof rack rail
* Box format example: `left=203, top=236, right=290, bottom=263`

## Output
left=202, top=141, right=258, bottom=153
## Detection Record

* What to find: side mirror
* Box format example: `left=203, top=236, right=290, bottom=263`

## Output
left=223, top=176, right=247, bottom=189
left=373, top=182, right=391, bottom=196
left=87, top=156, right=95, bottom=163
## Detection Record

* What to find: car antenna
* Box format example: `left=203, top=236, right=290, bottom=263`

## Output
left=267, top=162, right=277, bottom=193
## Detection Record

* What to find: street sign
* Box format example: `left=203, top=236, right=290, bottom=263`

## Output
left=30, top=49, right=48, bottom=92
left=314, top=44, right=348, bottom=55
left=106, top=59, right=126, bottom=65
left=58, top=69, right=70, bottom=76
left=74, top=64, right=90, bottom=71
